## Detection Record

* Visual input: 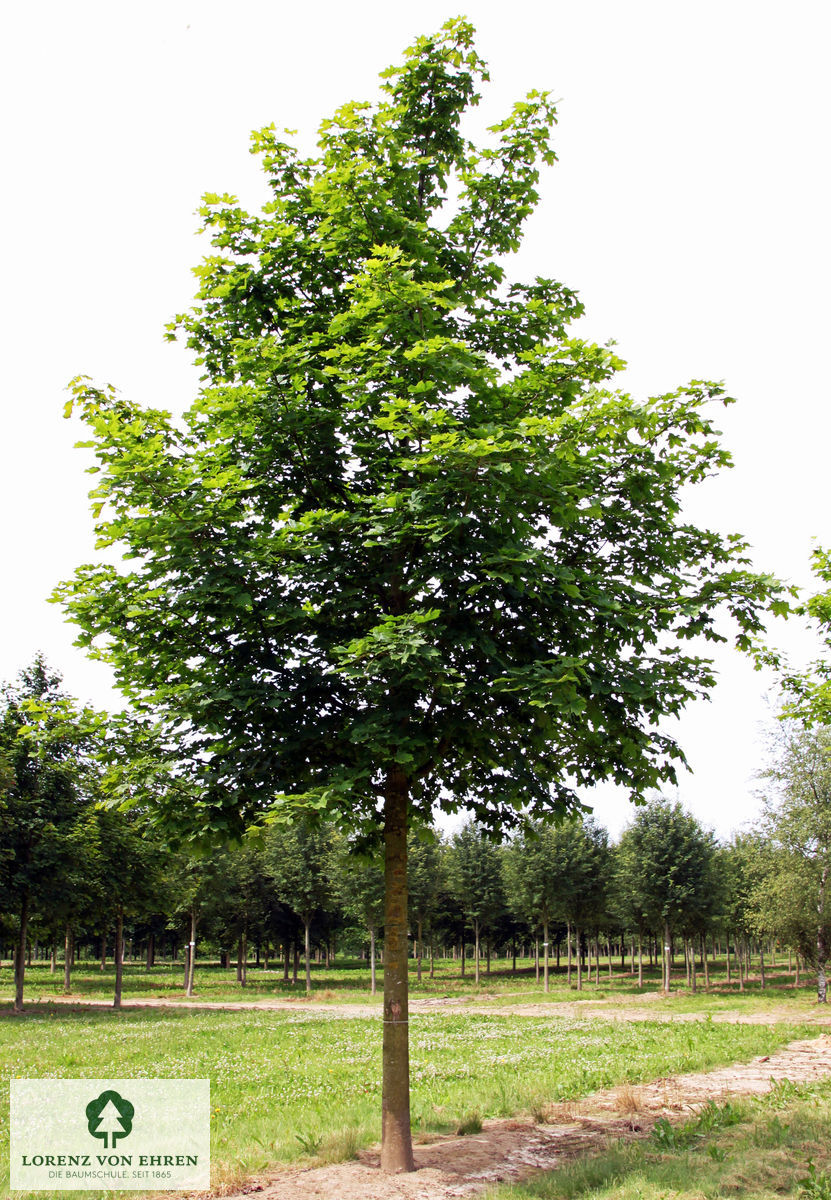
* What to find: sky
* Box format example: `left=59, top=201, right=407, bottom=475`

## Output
left=1, top=1, right=829, bottom=842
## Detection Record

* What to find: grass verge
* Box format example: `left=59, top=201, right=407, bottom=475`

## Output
left=483, top=1078, right=831, bottom=1200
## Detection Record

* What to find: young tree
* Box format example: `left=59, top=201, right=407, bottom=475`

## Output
left=407, top=828, right=441, bottom=984
left=447, top=822, right=506, bottom=985
left=503, top=818, right=582, bottom=992
left=755, top=722, right=831, bottom=1002
left=56, top=21, right=781, bottom=1170
left=616, top=798, right=715, bottom=992
left=334, top=841, right=386, bottom=993
left=0, top=657, right=94, bottom=1011
left=264, top=821, right=332, bottom=994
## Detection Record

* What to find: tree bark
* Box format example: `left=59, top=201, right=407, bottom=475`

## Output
left=543, top=917, right=549, bottom=994
left=14, top=897, right=28, bottom=1012
left=380, top=768, right=414, bottom=1173
left=113, top=907, right=124, bottom=1009
left=63, top=924, right=73, bottom=994
left=663, top=922, right=671, bottom=993
left=302, top=918, right=311, bottom=995
left=186, top=909, right=197, bottom=997
left=690, top=939, right=697, bottom=992
left=370, top=924, right=377, bottom=995
left=474, top=919, right=480, bottom=985
left=575, top=925, right=582, bottom=991
left=637, top=932, right=643, bottom=989
left=817, top=864, right=828, bottom=1003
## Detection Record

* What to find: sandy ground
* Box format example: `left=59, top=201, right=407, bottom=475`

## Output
left=12, top=988, right=831, bottom=1028
left=212, top=1034, right=831, bottom=1200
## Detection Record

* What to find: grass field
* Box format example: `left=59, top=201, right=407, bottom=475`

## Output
left=2, top=953, right=827, bottom=1199
left=0, top=1001, right=818, bottom=1199
left=0, top=952, right=820, bottom=1009
left=483, top=1079, right=831, bottom=1200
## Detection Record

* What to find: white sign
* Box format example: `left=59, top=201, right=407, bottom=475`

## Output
left=11, top=1079, right=210, bottom=1191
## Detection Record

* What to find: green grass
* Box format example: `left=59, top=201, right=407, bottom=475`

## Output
left=482, top=1078, right=831, bottom=1199
left=0, top=954, right=822, bottom=1011
left=0, top=1007, right=815, bottom=1199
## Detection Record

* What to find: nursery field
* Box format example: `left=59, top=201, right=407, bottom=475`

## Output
left=0, top=952, right=820, bottom=1009
left=0, top=997, right=821, bottom=1200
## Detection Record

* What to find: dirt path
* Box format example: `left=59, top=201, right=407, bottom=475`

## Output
left=11, top=991, right=831, bottom=1028
left=212, top=1034, right=831, bottom=1200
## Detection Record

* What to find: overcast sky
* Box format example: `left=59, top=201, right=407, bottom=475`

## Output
left=2, top=1, right=829, bottom=841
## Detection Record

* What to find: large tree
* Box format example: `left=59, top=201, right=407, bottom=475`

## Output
left=56, top=20, right=780, bottom=1170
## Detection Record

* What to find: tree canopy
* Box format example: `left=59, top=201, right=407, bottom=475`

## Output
left=55, top=17, right=782, bottom=1171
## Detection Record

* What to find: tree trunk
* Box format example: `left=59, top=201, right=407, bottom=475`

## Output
left=534, top=937, right=539, bottom=983
left=100, top=932, right=107, bottom=973
left=663, top=922, right=671, bottom=992
left=186, top=909, right=197, bottom=997
left=690, top=939, right=697, bottom=992
left=293, top=941, right=299, bottom=984
left=370, top=925, right=378, bottom=995
left=50, top=944, right=56, bottom=973
left=417, top=918, right=423, bottom=984
left=607, top=936, right=613, bottom=981
left=543, top=917, right=549, bottom=994
left=303, top=918, right=311, bottom=995
left=430, top=939, right=434, bottom=979
left=567, top=922, right=572, bottom=985
left=14, top=897, right=28, bottom=1012
left=63, top=924, right=73, bottom=994
left=702, top=934, right=710, bottom=989
left=146, top=933, right=155, bottom=971
left=460, top=939, right=466, bottom=978
left=113, top=907, right=124, bottom=1009
left=474, top=919, right=480, bottom=985
left=637, top=932, right=643, bottom=989
left=817, top=865, right=828, bottom=1003
left=727, top=936, right=732, bottom=984
left=575, top=925, right=582, bottom=991
left=380, top=768, right=414, bottom=1173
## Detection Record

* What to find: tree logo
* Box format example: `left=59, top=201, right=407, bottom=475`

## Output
left=85, top=1090, right=134, bottom=1148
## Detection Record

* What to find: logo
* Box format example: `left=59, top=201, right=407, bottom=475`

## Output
left=11, top=1078, right=210, bottom=1190
left=85, top=1089, right=135, bottom=1149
